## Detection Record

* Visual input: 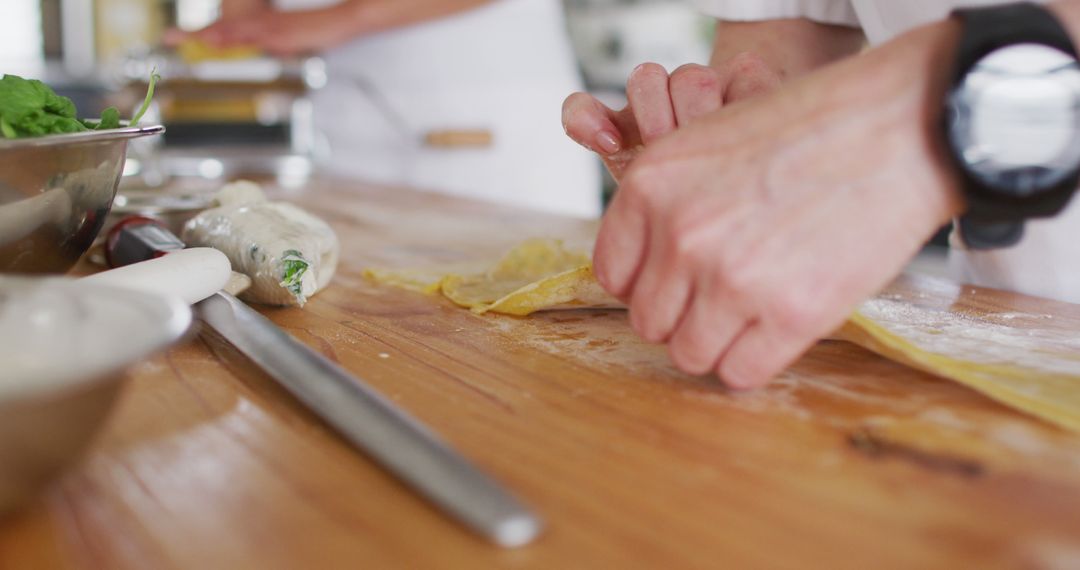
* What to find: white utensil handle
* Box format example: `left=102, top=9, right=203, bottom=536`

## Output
left=82, top=247, right=231, bottom=305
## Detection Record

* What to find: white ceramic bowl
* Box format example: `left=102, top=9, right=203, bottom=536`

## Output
left=0, top=277, right=190, bottom=514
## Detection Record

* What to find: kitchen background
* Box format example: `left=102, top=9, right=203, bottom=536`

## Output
left=0, top=0, right=713, bottom=197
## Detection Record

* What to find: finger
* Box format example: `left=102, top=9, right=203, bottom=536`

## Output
left=715, top=318, right=816, bottom=389
left=210, top=19, right=261, bottom=47
left=593, top=180, right=650, bottom=301
left=627, top=232, right=693, bottom=343
left=600, top=106, right=650, bottom=181
left=192, top=18, right=252, bottom=47
left=666, top=287, right=749, bottom=376
left=192, top=24, right=227, bottom=47
left=562, top=92, right=622, bottom=155
left=668, top=64, right=722, bottom=126
left=718, top=284, right=857, bottom=388
left=162, top=28, right=188, bottom=48
left=725, top=69, right=782, bottom=103
left=260, top=29, right=305, bottom=57
left=229, top=25, right=262, bottom=46
left=717, top=53, right=782, bottom=104
left=262, top=41, right=295, bottom=58
left=626, top=63, right=676, bottom=144
left=561, top=93, right=641, bottom=181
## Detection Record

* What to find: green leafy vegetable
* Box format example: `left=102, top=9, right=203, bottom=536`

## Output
left=279, top=249, right=310, bottom=303
left=0, top=74, right=85, bottom=138
left=129, top=69, right=160, bottom=127
left=96, top=107, right=121, bottom=130
left=0, top=69, right=159, bottom=139
left=0, top=116, right=15, bottom=139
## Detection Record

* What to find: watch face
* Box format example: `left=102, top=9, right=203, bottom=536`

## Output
left=947, top=43, right=1080, bottom=196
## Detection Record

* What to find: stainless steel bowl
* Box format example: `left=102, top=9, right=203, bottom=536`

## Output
left=0, top=125, right=165, bottom=274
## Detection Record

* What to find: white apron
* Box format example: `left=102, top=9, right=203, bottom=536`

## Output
left=695, top=0, right=1080, bottom=303
left=278, top=0, right=601, bottom=219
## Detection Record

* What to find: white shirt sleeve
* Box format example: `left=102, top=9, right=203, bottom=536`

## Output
left=689, top=0, right=861, bottom=28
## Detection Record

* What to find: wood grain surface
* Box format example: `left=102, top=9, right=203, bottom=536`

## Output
left=3, top=178, right=1080, bottom=570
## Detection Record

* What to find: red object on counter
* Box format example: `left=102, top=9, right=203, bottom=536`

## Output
left=105, top=216, right=186, bottom=268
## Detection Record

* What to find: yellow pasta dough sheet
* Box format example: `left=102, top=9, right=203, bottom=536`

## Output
left=364, top=239, right=619, bottom=315
left=177, top=40, right=262, bottom=64
left=367, top=239, right=1080, bottom=432
left=839, top=301, right=1080, bottom=433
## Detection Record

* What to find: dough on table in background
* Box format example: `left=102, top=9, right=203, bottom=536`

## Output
left=368, top=239, right=1080, bottom=433
left=177, top=39, right=261, bottom=63
left=183, top=181, right=339, bottom=306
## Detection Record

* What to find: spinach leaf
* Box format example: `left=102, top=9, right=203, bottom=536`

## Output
left=0, top=74, right=85, bottom=138
left=0, top=70, right=159, bottom=138
left=279, top=249, right=310, bottom=303
left=95, top=107, right=121, bottom=130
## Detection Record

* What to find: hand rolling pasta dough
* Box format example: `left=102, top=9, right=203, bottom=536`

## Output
left=368, top=239, right=1080, bottom=433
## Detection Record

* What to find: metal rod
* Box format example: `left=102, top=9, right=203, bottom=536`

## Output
left=196, top=292, right=542, bottom=547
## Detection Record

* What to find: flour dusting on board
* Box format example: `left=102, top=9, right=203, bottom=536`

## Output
left=858, top=298, right=1080, bottom=376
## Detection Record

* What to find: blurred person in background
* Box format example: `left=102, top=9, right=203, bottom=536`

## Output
left=169, top=0, right=600, bottom=218
left=562, top=1, right=1080, bottom=387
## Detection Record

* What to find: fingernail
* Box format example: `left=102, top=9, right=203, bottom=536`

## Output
left=597, top=132, right=620, bottom=154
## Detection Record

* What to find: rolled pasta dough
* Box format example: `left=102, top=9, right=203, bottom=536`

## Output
left=183, top=181, right=339, bottom=306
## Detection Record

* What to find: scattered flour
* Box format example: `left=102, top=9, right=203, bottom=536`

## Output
left=858, top=298, right=1080, bottom=377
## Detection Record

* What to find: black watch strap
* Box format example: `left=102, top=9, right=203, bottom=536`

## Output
left=951, top=3, right=1080, bottom=249
left=953, top=3, right=1078, bottom=74
left=958, top=219, right=1025, bottom=250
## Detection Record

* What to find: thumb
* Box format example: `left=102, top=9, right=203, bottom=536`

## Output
left=562, top=92, right=623, bottom=155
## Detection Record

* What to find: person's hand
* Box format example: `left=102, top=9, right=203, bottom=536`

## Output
left=165, top=4, right=360, bottom=57
left=593, top=21, right=965, bottom=388
left=561, top=54, right=782, bottom=181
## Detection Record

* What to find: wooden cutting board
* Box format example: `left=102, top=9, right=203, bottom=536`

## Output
left=3, top=177, right=1080, bottom=569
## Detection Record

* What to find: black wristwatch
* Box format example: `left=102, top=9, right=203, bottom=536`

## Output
left=944, top=2, right=1080, bottom=249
